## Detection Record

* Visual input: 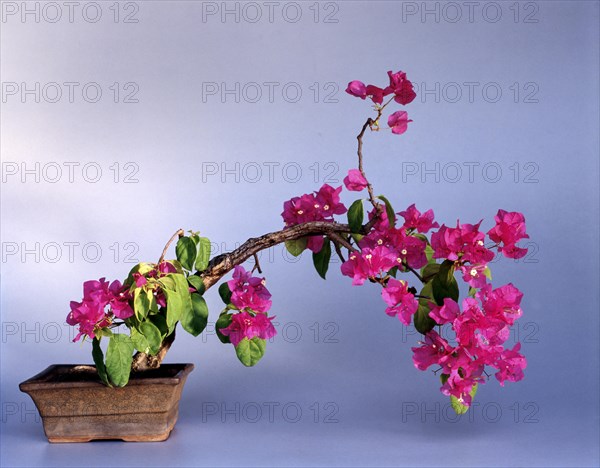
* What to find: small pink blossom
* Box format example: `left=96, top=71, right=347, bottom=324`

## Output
left=345, top=80, right=367, bottom=99
left=343, top=169, right=368, bottom=192
left=219, top=311, right=277, bottom=346
left=384, top=70, right=416, bottom=105
left=411, top=331, right=454, bottom=371
left=398, top=204, right=439, bottom=233
left=340, top=246, right=397, bottom=286
left=227, top=266, right=272, bottom=313
left=428, top=298, right=460, bottom=325
left=388, top=111, right=412, bottom=135
left=487, top=210, right=529, bottom=259
left=381, top=278, right=418, bottom=325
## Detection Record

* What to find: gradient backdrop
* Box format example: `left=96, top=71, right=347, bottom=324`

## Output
left=1, top=1, right=599, bottom=466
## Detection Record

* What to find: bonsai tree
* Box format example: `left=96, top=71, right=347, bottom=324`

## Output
left=67, top=70, right=529, bottom=414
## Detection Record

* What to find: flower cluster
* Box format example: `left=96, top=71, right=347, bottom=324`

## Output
left=346, top=70, right=416, bottom=136
left=341, top=204, right=438, bottom=290
left=281, top=183, right=347, bottom=252
left=412, top=284, right=527, bottom=406
left=220, top=266, right=277, bottom=346
left=67, top=278, right=133, bottom=342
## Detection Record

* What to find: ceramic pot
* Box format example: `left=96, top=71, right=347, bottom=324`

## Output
left=19, top=363, right=193, bottom=443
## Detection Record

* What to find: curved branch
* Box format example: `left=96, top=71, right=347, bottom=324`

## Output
left=198, top=221, right=353, bottom=290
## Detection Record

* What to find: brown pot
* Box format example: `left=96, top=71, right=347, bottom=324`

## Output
left=19, top=363, right=194, bottom=443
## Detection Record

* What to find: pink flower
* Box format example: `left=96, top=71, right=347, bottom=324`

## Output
left=487, top=210, right=529, bottom=259
left=282, top=185, right=346, bottom=228
left=158, top=261, right=177, bottom=275
left=343, top=169, right=368, bottom=192
left=341, top=246, right=397, bottom=286
left=67, top=278, right=133, bottom=341
left=431, top=221, right=494, bottom=264
left=381, top=278, right=418, bottom=325
left=365, top=85, right=385, bottom=104
left=494, top=343, right=527, bottom=386
left=411, top=331, right=454, bottom=371
left=460, top=264, right=487, bottom=289
left=345, top=80, right=386, bottom=104
left=220, top=311, right=277, bottom=346
left=315, top=184, right=347, bottom=218
left=398, top=204, right=439, bottom=233
left=227, top=266, right=272, bottom=313
left=479, top=283, right=523, bottom=325
left=133, top=273, right=147, bottom=287
left=388, top=111, right=412, bottom=135
left=384, top=70, right=416, bottom=105
left=428, top=298, right=460, bottom=325
left=345, top=80, right=367, bottom=99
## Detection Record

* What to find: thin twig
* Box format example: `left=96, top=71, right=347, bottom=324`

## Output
left=402, top=262, right=425, bottom=284
left=330, top=237, right=346, bottom=263
left=158, top=229, right=185, bottom=264
left=251, top=253, right=263, bottom=274
left=328, top=232, right=355, bottom=252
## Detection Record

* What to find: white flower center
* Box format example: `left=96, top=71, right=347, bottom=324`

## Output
left=314, top=204, right=320, bottom=209
left=377, top=239, right=383, bottom=245
left=297, top=210, right=304, bottom=215
left=324, top=205, right=330, bottom=210
left=396, top=257, right=402, bottom=263
left=477, top=240, right=484, bottom=246
left=470, top=268, right=478, bottom=277
left=365, top=254, right=373, bottom=260
left=261, top=279, right=266, bottom=286
left=401, top=249, right=408, bottom=255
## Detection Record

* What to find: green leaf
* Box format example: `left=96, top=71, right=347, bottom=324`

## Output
left=483, top=266, right=492, bottom=280
left=92, top=338, right=111, bottom=387
left=235, top=337, right=267, bottom=367
left=130, top=327, right=151, bottom=354
left=425, top=244, right=435, bottom=264
left=133, top=287, right=152, bottom=320
left=347, top=199, right=364, bottom=233
left=195, top=237, right=211, bottom=271
left=421, top=263, right=441, bottom=283
left=176, top=236, right=197, bottom=271
left=414, top=281, right=437, bottom=334
left=105, top=334, right=134, bottom=387
left=468, top=286, right=477, bottom=298
left=150, top=314, right=169, bottom=338
left=285, top=238, right=307, bottom=257
left=181, top=293, right=209, bottom=337
left=312, top=240, right=332, bottom=279
left=431, top=260, right=459, bottom=306
left=450, top=384, right=478, bottom=415
left=218, top=282, right=233, bottom=305
left=376, top=195, right=395, bottom=228
left=215, top=312, right=233, bottom=343
left=187, top=275, right=206, bottom=295
left=139, top=321, right=162, bottom=355
left=163, top=273, right=193, bottom=329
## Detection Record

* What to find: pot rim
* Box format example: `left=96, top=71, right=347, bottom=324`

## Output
left=19, top=363, right=194, bottom=392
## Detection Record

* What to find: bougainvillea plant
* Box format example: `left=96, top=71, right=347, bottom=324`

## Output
left=67, top=70, right=528, bottom=413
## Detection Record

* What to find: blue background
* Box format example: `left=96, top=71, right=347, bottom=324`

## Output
left=1, top=1, right=599, bottom=466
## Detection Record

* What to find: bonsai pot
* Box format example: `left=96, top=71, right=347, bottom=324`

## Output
left=19, top=363, right=194, bottom=443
